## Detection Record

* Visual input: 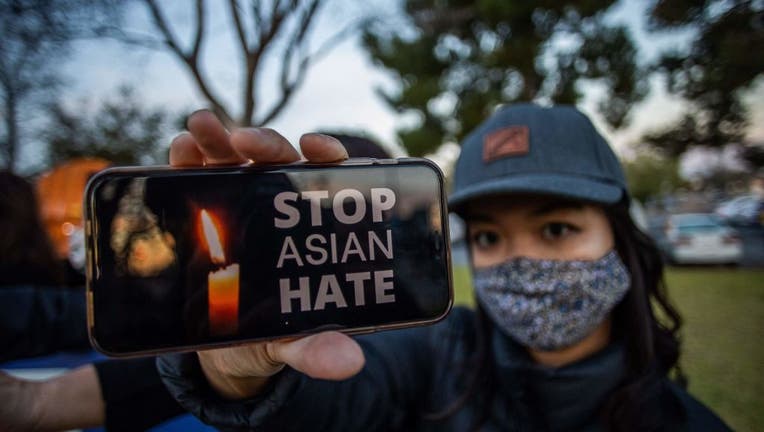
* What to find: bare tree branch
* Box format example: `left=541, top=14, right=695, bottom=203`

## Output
left=144, top=0, right=234, bottom=125
left=144, top=0, right=184, bottom=56
left=257, top=0, right=318, bottom=124
left=92, top=25, right=164, bottom=49
left=296, top=0, right=321, bottom=42
left=251, top=1, right=264, bottom=38
left=271, top=0, right=283, bottom=27
left=191, top=0, right=205, bottom=61
left=228, top=0, right=249, bottom=52
left=302, top=7, right=363, bottom=63
left=98, top=0, right=370, bottom=129
left=259, top=12, right=367, bottom=125
left=238, top=1, right=290, bottom=124
left=226, top=0, right=258, bottom=124
left=256, top=5, right=287, bottom=55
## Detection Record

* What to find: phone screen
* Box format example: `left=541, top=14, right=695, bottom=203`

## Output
left=86, top=161, right=452, bottom=355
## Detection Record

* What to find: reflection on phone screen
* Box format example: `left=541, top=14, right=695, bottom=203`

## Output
left=88, top=164, right=451, bottom=354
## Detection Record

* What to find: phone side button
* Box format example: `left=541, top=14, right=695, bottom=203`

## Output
left=342, top=157, right=375, bottom=165
left=86, top=249, right=93, bottom=280
left=87, top=291, right=94, bottom=327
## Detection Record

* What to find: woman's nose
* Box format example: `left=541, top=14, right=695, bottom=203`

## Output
left=503, top=234, right=541, bottom=261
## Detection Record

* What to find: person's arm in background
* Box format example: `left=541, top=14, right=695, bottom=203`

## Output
left=0, top=365, right=103, bottom=431
left=0, top=357, right=186, bottom=431
left=0, top=285, right=88, bottom=362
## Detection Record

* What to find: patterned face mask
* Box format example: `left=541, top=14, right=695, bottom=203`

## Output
left=473, top=250, right=630, bottom=351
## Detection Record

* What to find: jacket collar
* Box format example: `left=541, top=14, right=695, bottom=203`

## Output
left=492, top=331, right=626, bottom=430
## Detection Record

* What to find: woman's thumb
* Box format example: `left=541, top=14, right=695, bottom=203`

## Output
left=268, top=331, right=365, bottom=380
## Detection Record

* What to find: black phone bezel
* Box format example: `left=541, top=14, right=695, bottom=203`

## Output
left=84, top=158, right=454, bottom=357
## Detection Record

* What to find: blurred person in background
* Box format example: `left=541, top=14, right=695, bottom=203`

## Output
left=0, top=169, right=190, bottom=431
left=0, top=170, right=109, bottom=431
left=0, top=170, right=88, bottom=361
left=0, top=169, right=183, bottom=431
left=0, top=167, right=187, bottom=431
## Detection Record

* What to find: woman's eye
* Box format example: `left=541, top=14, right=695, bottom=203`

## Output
left=472, top=231, right=500, bottom=248
left=542, top=222, right=578, bottom=240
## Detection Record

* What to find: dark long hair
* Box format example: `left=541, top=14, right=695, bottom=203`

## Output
left=428, top=199, right=686, bottom=430
left=601, top=200, right=686, bottom=430
left=0, top=171, right=65, bottom=286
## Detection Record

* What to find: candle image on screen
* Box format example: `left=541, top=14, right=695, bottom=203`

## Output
left=200, top=209, right=239, bottom=336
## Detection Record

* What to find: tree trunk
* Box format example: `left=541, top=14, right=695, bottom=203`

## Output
left=3, top=89, right=18, bottom=172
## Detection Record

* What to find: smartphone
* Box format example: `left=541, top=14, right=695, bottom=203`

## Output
left=84, top=158, right=453, bottom=357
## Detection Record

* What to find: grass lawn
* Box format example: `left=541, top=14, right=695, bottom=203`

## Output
left=665, top=268, right=764, bottom=432
left=451, top=266, right=764, bottom=431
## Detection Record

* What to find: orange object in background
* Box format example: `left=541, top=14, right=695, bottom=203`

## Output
left=36, top=158, right=110, bottom=259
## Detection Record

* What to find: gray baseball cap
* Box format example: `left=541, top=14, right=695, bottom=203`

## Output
left=449, top=104, right=628, bottom=213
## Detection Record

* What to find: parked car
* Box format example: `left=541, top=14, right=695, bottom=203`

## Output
left=646, top=214, right=672, bottom=262
left=664, top=213, right=743, bottom=265
left=715, top=195, right=764, bottom=226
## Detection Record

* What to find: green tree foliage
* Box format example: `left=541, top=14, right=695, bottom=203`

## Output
left=622, top=152, right=685, bottom=202
left=644, top=0, right=764, bottom=156
left=363, top=1, right=647, bottom=156
left=45, top=86, right=171, bottom=165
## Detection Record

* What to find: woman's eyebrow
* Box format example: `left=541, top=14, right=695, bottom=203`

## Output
left=529, top=201, right=585, bottom=216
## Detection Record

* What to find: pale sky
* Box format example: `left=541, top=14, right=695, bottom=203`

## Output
left=22, top=0, right=762, bottom=172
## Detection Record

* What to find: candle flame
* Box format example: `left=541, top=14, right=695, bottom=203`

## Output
left=201, top=209, right=225, bottom=264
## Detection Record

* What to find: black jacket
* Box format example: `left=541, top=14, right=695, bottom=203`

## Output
left=0, top=284, right=186, bottom=430
left=0, top=284, right=89, bottom=362
left=157, top=307, right=730, bottom=431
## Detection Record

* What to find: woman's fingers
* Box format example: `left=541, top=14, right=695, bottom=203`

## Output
left=268, top=332, right=365, bottom=380
left=169, top=132, right=204, bottom=167
left=175, top=111, right=347, bottom=166
left=300, top=133, right=348, bottom=163
left=186, top=110, right=247, bottom=165
left=229, top=128, right=301, bottom=163
left=228, top=129, right=349, bottom=164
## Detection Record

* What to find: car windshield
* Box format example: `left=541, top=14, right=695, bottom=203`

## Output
left=671, top=214, right=728, bottom=233
left=678, top=224, right=722, bottom=234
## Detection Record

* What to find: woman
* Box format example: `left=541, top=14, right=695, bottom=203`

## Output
left=156, top=106, right=728, bottom=430
left=0, top=170, right=88, bottom=361
left=0, top=170, right=66, bottom=288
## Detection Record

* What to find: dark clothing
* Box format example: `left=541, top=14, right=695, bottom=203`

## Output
left=157, top=307, right=730, bottom=431
left=0, top=284, right=184, bottom=430
left=94, top=357, right=185, bottom=431
left=0, top=284, right=89, bottom=362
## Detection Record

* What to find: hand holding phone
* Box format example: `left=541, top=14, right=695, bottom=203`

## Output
left=183, top=114, right=367, bottom=399
left=86, top=111, right=451, bottom=399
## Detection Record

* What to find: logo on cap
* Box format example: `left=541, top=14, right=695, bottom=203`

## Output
left=483, top=126, right=529, bottom=162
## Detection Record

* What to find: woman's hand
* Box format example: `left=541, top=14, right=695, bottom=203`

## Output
left=170, top=110, right=365, bottom=400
